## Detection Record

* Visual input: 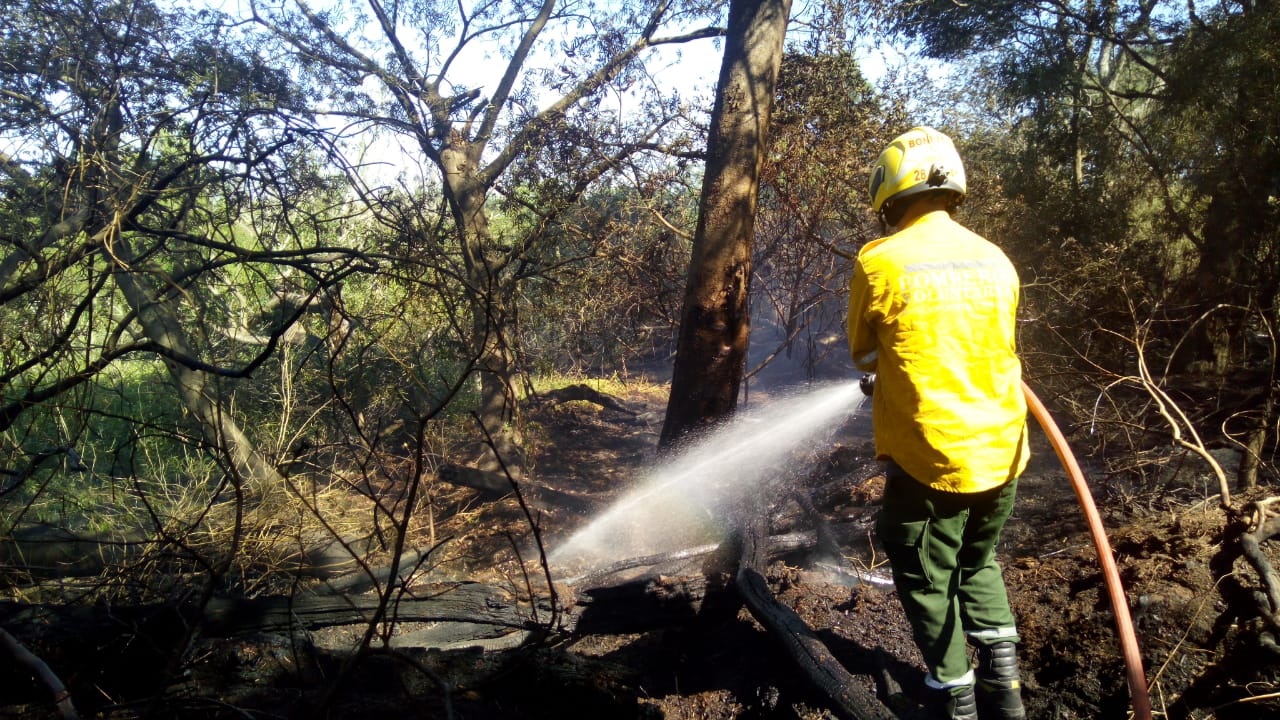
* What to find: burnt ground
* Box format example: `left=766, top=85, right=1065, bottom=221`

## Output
left=3, top=382, right=1280, bottom=719
left=407, top=383, right=1279, bottom=720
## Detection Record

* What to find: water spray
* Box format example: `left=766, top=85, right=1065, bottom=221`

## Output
left=549, top=381, right=865, bottom=573
left=1023, top=381, right=1153, bottom=720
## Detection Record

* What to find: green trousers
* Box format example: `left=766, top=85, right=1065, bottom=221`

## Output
left=877, top=469, right=1021, bottom=685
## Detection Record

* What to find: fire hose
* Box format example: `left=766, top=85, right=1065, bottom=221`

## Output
left=1023, top=381, right=1153, bottom=720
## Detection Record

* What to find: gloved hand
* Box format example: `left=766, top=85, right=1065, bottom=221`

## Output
left=859, top=372, right=876, bottom=397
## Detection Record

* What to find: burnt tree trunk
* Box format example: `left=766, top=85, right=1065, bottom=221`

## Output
left=661, top=0, right=792, bottom=446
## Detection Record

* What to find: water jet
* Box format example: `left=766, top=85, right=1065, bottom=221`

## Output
left=549, top=381, right=867, bottom=574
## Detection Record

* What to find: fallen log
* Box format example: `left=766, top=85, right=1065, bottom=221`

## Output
left=3, top=542, right=902, bottom=720
left=2, top=546, right=883, bottom=660
left=436, top=463, right=603, bottom=513
left=0, top=582, right=533, bottom=645
left=734, top=511, right=894, bottom=720
left=0, top=571, right=720, bottom=652
left=2, top=515, right=895, bottom=659
left=560, top=523, right=886, bottom=590
left=536, top=384, right=638, bottom=415
left=205, top=582, right=533, bottom=636
left=0, top=525, right=146, bottom=579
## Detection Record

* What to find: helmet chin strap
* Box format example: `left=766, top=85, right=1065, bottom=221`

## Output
left=877, top=212, right=893, bottom=234
left=879, top=197, right=910, bottom=230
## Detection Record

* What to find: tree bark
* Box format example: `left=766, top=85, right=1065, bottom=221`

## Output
left=111, top=246, right=286, bottom=495
left=1238, top=389, right=1275, bottom=490
left=439, top=131, right=527, bottom=474
left=91, top=91, right=283, bottom=495
left=661, top=0, right=792, bottom=447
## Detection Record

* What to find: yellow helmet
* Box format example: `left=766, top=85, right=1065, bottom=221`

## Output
left=868, top=126, right=967, bottom=213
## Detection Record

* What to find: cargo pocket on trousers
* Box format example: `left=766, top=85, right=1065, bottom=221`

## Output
left=878, top=517, right=933, bottom=590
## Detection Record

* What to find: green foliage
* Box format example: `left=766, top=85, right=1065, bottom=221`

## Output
left=2, top=359, right=206, bottom=531
left=885, top=0, right=1026, bottom=62
left=751, top=49, right=900, bottom=376
left=0, top=0, right=376, bottom=546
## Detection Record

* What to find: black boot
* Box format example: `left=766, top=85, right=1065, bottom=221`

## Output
left=975, top=641, right=1026, bottom=719
left=924, top=683, right=978, bottom=720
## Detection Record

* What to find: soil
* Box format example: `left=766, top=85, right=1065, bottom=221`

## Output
left=4, top=381, right=1280, bottom=719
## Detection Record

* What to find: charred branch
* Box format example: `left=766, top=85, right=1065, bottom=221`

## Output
left=733, top=510, right=893, bottom=720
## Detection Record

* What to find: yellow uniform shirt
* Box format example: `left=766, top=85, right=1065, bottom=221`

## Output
left=848, top=210, right=1029, bottom=493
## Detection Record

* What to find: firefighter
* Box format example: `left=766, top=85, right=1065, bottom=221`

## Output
left=848, top=126, right=1029, bottom=720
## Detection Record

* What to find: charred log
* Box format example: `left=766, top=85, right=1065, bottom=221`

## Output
left=435, top=463, right=603, bottom=513
left=733, top=510, right=895, bottom=720
left=535, top=384, right=639, bottom=415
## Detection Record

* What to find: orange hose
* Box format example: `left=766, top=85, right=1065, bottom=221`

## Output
left=1023, top=381, right=1153, bottom=720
